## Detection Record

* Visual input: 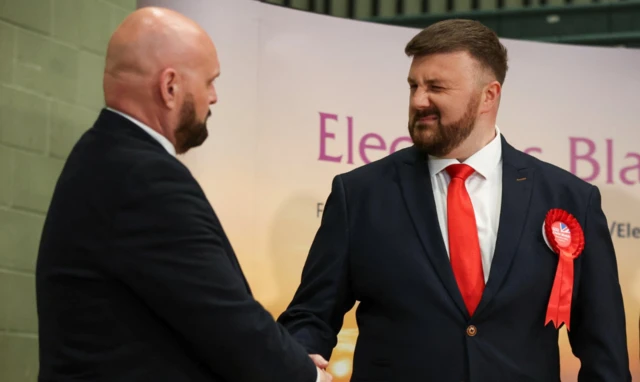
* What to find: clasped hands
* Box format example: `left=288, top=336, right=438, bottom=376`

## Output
left=311, top=354, right=333, bottom=382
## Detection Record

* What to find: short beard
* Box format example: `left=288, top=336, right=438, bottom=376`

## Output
left=174, top=94, right=209, bottom=155
left=408, top=92, right=480, bottom=157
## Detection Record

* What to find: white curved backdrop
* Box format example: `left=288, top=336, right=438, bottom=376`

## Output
left=138, top=0, right=640, bottom=379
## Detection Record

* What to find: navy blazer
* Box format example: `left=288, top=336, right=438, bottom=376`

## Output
left=278, top=136, right=630, bottom=381
left=36, top=109, right=317, bottom=382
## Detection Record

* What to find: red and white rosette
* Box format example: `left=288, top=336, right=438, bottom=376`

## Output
left=542, top=208, right=585, bottom=331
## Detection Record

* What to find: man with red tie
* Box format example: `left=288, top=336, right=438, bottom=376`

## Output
left=278, top=19, right=630, bottom=381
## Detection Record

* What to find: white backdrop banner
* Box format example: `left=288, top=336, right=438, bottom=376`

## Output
left=138, top=0, right=640, bottom=379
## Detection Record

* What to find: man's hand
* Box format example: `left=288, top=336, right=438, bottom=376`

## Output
left=312, top=354, right=332, bottom=382
left=310, top=354, right=329, bottom=369
left=317, top=367, right=333, bottom=382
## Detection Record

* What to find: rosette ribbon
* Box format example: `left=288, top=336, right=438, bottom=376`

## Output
left=543, top=208, right=585, bottom=331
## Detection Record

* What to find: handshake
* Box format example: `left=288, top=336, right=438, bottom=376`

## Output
left=311, top=354, right=334, bottom=382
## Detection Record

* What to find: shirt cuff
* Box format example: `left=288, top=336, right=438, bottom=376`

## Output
left=316, top=366, right=322, bottom=382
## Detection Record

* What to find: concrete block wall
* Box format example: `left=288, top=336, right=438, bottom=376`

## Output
left=0, top=0, right=136, bottom=380
left=265, top=0, right=611, bottom=15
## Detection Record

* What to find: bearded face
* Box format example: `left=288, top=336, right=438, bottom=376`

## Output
left=408, top=90, right=480, bottom=157
left=174, top=93, right=210, bottom=154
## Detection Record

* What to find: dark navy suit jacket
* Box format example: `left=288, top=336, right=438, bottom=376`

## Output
left=36, top=109, right=318, bottom=382
left=278, top=136, right=630, bottom=381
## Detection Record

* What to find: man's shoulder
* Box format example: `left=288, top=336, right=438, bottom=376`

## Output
left=117, top=148, right=198, bottom=198
left=74, top=126, right=186, bottom=175
left=60, top=119, right=198, bottom=205
left=507, top=143, right=594, bottom=194
left=504, top=142, right=599, bottom=217
left=337, top=146, right=415, bottom=184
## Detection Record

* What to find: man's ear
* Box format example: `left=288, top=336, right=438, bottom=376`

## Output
left=159, top=68, right=179, bottom=109
left=480, top=80, right=501, bottom=114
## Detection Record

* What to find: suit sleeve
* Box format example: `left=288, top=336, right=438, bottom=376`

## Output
left=109, top=158, right=317, bottom=382
left=568, top=185, right=631, bottom=381
left=277, top=175, right=356, bottom=360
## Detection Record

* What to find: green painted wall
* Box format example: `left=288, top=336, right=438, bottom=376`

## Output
left=0, top=0, right=136, bottom=380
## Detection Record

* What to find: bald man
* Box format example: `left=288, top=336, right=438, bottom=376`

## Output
left=36, top=7, right=331, bottom=382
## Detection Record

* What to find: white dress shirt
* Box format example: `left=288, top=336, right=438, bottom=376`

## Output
left=106, top=107, right=322, bottom=381
left=106, top=107, right=176, bottom=157
left=428, top=126, right=503, bottom=282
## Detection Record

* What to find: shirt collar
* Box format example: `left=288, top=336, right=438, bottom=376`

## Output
left=106, top=107, right=176, bottom=157
left=427, top=125, right=502, bottom=180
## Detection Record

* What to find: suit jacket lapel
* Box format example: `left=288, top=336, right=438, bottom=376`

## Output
left=473, top=137, right=535, bottom=318
left=396, top=147, right=469, bottom=318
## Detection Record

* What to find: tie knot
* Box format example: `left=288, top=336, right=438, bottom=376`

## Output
left=445, top=164, right=475, bottom=181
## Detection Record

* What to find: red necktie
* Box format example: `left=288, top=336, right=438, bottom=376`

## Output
left=446, top=164, right=484, bottom=316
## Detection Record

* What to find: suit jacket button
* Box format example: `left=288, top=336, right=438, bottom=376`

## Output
left=466, top=325, right=477, bottom=336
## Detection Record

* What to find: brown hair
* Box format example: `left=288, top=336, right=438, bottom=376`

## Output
left=405, top=19, right=508, bottom=85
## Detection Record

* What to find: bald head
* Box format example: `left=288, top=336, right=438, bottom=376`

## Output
left=104, top=7, right=220, bottom=154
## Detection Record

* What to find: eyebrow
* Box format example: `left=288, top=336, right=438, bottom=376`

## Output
left=407, top=77, right=449, bottom=86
